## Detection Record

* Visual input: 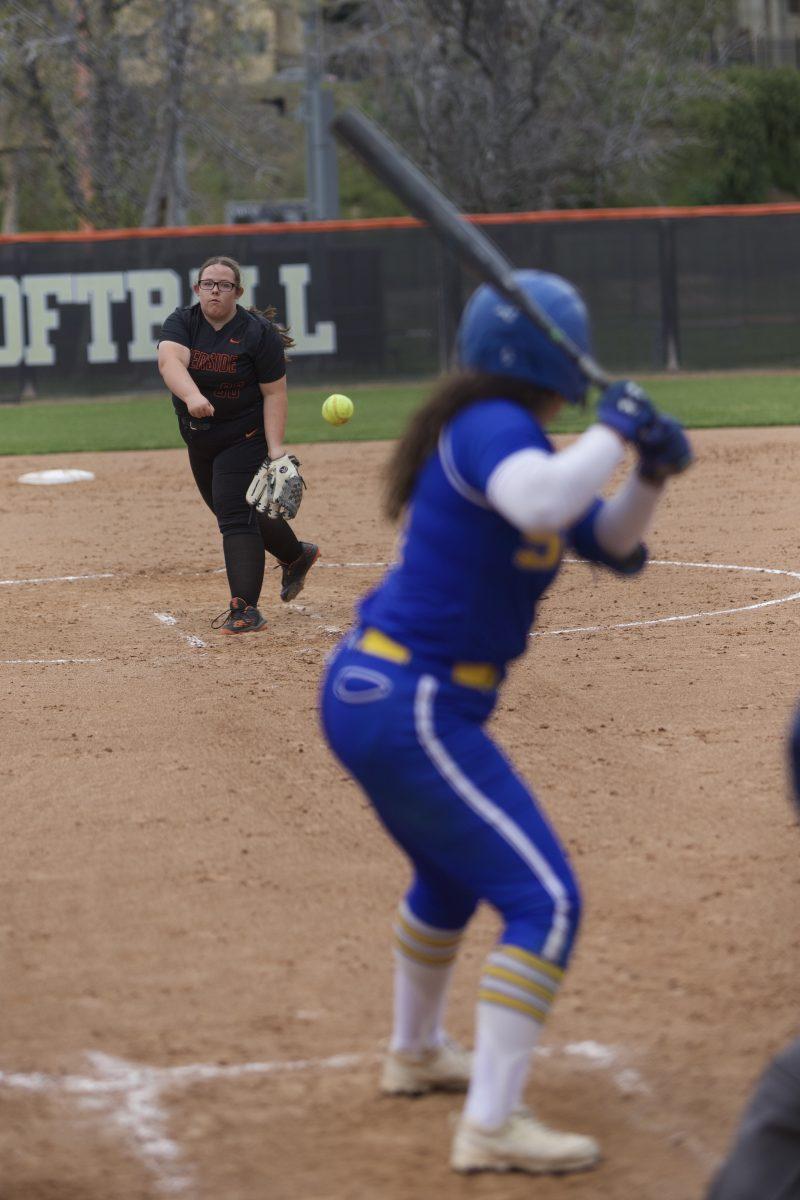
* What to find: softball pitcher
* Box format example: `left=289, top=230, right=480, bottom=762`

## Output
left=158, top=255, right=318, bottom=633
left=320, top=270, right=692, bottom=1175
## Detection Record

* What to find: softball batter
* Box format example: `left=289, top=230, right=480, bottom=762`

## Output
left=158, top=255, right=318, bottom=633
left=320, top=270, right=692, bottom=1174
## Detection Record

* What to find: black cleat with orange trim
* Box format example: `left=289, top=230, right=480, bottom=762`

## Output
left=211, top=597, right=268, bottom=634
left=280, top=542, right=320, bottom=602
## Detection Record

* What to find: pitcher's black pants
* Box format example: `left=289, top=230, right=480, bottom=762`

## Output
left=180, top=411, right=301, bottom=608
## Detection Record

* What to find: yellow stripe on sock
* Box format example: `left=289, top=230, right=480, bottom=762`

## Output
left=396, top=912, right=463, bottom=949
left=482, top=964, right=557, bottom=1006
left=478, top=988, right=548, bottom=1022
left=495, top=944, right=564, bottom=983
left=394, top=937, right=458, bottom=968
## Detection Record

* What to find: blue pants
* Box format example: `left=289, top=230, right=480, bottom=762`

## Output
left=320, top=640, right=582, bottom=967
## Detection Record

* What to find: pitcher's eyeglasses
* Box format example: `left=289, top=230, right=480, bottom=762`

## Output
left=198, top=279, right=236, bottom=292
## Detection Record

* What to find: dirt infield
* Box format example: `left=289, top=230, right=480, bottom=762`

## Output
left=2, top=427, right=800, bottom=1200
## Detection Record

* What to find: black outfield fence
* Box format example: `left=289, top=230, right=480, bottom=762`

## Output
left=0, top=203, right=799, bottom=402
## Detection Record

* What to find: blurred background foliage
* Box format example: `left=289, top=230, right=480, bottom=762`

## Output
left=3, top=0, right=800, bottom=233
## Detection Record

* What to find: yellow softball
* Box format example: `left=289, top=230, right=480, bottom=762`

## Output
left=322, top=393, right=354, bottom=426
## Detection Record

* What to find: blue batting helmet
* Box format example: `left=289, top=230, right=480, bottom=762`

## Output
left=455, top=270, right=592, bottom=405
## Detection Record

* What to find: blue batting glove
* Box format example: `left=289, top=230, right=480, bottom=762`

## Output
left=596, top=381, right=658, bottom=444
left=637, top=415, right=693, bottom=483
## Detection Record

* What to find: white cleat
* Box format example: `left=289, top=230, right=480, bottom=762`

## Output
left=380, top=1038, right=473, bottom=1096
left=451, top=1108, right=600, bottom=1175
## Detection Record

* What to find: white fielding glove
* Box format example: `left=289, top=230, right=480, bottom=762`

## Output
left=267, top=454, right=306, bottom=519
left=245, top=453, right=307, bottom=520
left=245, top=459, right=272, bottom=512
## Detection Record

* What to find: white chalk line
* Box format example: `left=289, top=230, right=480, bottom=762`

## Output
left=0, top=1049, right=375, bottom=1194
left=6, top=559, right=800, bottom=647
left=152, top=612, right=208, bottom=651
left=289, top=601, right=343, bottom=634
left=532, top=557, right=800, bottom=637
left=0, top=1041, right=719, bottom=1190
left=315, top=556, right=800, bottom=637
left=0, top=564, right=385, bottom=588
left=539, top=1041, right=716, bottom=1169
left=0, top=658, right=102, bottom=665
left=0, top=1040, right=715, bottom=1191
left=0, top=571, right=114, bottom=587
left=153, top=612, right=178, bottom=626
left=188, top=561, right=387, bottom=578
left=317, top=561, right=388, bottom=569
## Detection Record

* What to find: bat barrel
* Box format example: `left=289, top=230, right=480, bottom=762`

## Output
left=331, top=107, right=612, bottom=392
left=331, top=110, right=514, bottom=283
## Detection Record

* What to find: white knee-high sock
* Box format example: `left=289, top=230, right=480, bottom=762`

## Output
left=389, top=901, right=464, bottom=1055
left=464, top=944, right=564, bottom=1129
left=390, top=954, right=456, bottom=1054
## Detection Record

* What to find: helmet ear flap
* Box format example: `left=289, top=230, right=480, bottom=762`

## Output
left=455, top=270, right=592, bottom=405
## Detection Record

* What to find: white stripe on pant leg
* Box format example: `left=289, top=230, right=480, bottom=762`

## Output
left=413, top=674, right=571, bottom=963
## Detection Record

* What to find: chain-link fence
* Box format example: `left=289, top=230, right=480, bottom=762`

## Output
left=0, top=205, right=799, bottom=401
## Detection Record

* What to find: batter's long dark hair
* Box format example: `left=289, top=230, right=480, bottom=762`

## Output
left=197, top=255, right=295, bottom=350
left=385, top=370, right=559, bottom=521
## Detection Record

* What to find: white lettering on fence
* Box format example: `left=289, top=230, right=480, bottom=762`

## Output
left=22, top=274, right=73, bottom=366
left=0, top=277, right=23, bottom=367
left=0, top=264, right=336, bottom=371
left=279, top=264, right=337, bottom=355
left=73, top=273, right=127, bottom=364
left=125, top=269, right=182, bottom=362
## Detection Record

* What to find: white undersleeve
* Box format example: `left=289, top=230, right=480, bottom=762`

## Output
left=485, top=424, right=624, bottom=533
left=593, top=472, right=662, bottom=557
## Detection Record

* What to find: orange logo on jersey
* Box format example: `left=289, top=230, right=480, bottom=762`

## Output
left=190, top=349, right=237, bottom=373
left=245, top=429, right=258, bottom=439
left=230, top=338, right=241, bottom=344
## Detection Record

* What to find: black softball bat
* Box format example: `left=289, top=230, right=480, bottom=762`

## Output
left=330, top=106, right=612, bottom=390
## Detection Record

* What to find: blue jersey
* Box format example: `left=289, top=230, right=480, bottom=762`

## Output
left=359, top=398, right=644, bottom=672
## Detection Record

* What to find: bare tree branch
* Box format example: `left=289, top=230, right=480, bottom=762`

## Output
left=0, top=0, right=293, bottom=229
left=336, top=0, right=733, bottom=212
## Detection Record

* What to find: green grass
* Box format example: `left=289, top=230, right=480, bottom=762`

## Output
left=552, top=373, right=800, bottom=434
left=0, top=372, right=798, bottom=456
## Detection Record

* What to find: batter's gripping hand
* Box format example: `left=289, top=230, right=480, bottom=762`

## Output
left=637, top=415, right=693, bottom=483
left=265, top=453, right=306, bottom=520
left=596, top=381, right=659, bottom=445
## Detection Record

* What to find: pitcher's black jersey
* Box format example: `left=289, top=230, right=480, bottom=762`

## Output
left=159, top=304, right=286, bottom=422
